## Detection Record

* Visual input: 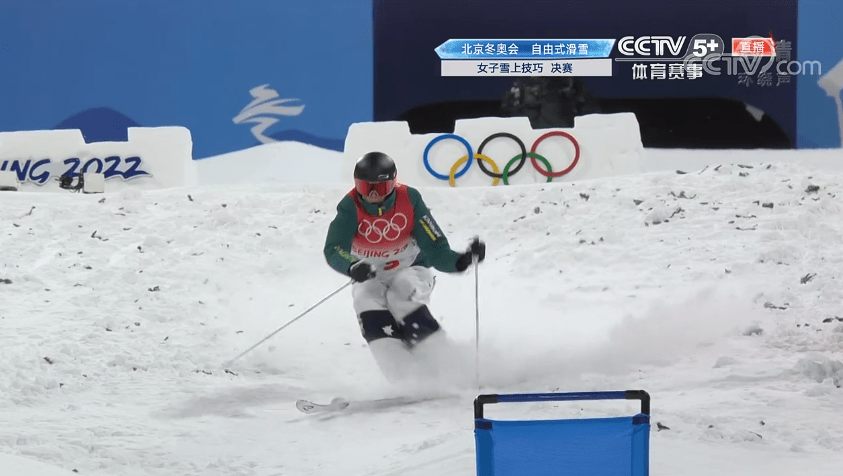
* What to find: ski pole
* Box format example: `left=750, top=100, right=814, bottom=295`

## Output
left=224, top=279, right=353, bottom=366
left=473, top=254, right=481, bottom=390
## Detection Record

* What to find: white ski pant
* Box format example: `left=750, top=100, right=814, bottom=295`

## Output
left=351, top=265, right=435, bottom=322
left=351, top=266, right=447, bottom=382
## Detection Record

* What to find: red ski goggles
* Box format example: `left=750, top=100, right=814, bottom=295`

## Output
left=355, top=178, right=395, bottom=202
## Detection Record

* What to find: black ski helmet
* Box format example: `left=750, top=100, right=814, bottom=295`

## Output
left=353, top=152, right=397, bottom=202
left=353, top=152, right=396, bottom=182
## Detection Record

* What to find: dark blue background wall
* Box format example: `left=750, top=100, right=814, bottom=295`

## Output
left=1, top=0, right=840, bottom=155
left=0, top=0, right=372, bottom=159
left=796, top=1, right=843, bottom=148
left=374, top=0, right=800, bottom=147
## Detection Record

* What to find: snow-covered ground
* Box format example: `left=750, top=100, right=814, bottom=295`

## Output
left=2, top=146, right=843, bottom=475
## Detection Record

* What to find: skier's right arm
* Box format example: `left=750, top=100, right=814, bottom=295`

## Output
left=324, top=195, right=360, bottom=276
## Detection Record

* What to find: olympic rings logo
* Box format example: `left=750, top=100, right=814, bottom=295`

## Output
left=358, top=213, right=408, bottom=243
left=422, top=131, right=580, bottom=186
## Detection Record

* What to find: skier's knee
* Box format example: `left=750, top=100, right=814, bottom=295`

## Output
left=389, top=267, right=435, bottom=302
left=400, top=305, right=441, bottom=348
left=358, top=310, right=401, bottom=343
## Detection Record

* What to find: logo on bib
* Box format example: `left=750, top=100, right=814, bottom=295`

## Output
left=358, top=213, right=408, bottom=243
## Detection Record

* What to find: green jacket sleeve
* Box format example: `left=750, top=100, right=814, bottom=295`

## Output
left=324, top=195, right=359, bottom=276
left=407, top=186, right=463, bottom=273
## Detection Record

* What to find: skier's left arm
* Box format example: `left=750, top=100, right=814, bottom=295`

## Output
left=407, top=187, right=484, bottom=273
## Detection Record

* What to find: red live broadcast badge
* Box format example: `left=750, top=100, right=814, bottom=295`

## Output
left=731, top=37, right=776, bottom=56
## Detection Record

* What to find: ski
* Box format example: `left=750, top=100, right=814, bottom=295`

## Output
left=295, top=394, right=457, bottom=415
left=296, top=397, right=350, bottom=414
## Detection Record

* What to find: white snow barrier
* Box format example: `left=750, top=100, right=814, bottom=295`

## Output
left=342, top=113, right=645, bottom=188
left=0, top=170, right=18, bottom=191
left=83, top=172, right=106, bottom=193
left=0, top=126, right=196, bottom=192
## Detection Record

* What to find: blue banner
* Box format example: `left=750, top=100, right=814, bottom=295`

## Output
left=2, top=0, right=839, bottom=157
left=797, top=0, right=843, bottom=148
left=435, top=39, right=615, bottom=59
left=0, top=0, right=373, bottom=159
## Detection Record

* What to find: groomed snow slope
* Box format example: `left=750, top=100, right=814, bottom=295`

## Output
left=2, top=153, right=843, bottom=475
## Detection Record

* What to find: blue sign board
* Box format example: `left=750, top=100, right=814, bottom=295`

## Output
left=1, top=0, right=840, bottom=157
left=0, top=0, right=373, bottom=159
left=796, top=0, right=843, bottom=148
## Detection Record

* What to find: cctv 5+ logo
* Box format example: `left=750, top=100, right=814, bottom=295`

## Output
left=617, top=34, right=725, bottom=58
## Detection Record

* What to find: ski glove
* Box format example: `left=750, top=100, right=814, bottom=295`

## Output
left=455, top=237, right=486, bottom=272
left=349, top=261, right=376, bottom=283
